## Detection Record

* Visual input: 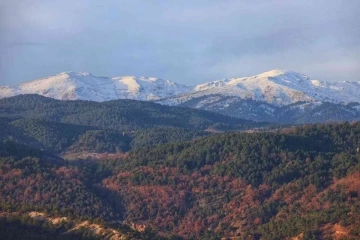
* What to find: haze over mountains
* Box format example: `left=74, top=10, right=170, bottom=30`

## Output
left=1, top=70, right=360, bottom=123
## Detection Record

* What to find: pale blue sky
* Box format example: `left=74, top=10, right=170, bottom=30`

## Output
left=0, top=0, right=359, bottom=85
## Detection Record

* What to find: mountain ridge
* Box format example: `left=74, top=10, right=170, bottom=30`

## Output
left=2, top=69, right=360, bottom=105
left=158, top=69, right=360, bottom=106
left=2, top=70, right=360, bottom=123
left=0, top=71, right=191, bottom=102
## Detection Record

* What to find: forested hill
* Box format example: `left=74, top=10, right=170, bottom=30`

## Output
left=0, top=116, right=211, bottom=155
left=0, top=94, right=266, bottom=131
left=1, top=122, right=360, bottom=239
left=101, top=122, right=360, bottom=239
left=0, top=94, right=273, bottom=155
left=2, top=94, right=360, bottom=239
left=0, top=140, right=163, bottom=240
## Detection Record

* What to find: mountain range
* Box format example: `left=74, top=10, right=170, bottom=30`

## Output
left=1, top=74, right=360, bottom=239
left=1, top=70, right=360, bottom=123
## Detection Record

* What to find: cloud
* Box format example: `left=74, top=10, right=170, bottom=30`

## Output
left=0, top=0, right=359, bottom=85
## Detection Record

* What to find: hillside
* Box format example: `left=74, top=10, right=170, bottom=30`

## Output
left=0, top=141, right=163, bottom=240
left=1, top=122, right=360, bottom=239
left=177, top=97, right=360, bottom=123
left=0, top=95, right=264, bottom=155
left=99, top=122, right=360, bottom=239
left=0, top=116, right=210, bottom=155
left=0, top=94, right=264, bottom=131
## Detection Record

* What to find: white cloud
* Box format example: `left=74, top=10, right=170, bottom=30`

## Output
left=0, top=0, right=359, bottom=85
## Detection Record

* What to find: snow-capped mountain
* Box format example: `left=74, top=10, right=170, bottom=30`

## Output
left=157, top=69, right=360, bottom=123
left=0, top=72, right=191, bottom=101
left=1, top=70, right=360, bottom=123
left=1, top=70, right=360, bottom=104
left=158, top=70, right=360, bottom=106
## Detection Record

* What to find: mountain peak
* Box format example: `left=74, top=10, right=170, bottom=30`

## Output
left=57, top=71, right=93, bottom=78
left=257, top=69, right=287, bottom=78
left=113, top=76, right=162, bottom=82
left=0, top=72, right=191, bottom=102
left=1, top=70, right=360, bottom=106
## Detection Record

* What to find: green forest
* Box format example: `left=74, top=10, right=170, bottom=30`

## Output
left=0, top=95, right=359, bottom=239
left=0, top=94, right=266, bottom=131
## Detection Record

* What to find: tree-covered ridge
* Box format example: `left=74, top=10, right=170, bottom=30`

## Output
left=0, top=116, right=210, bottom=154
left=129, top=127, right=209, bottom=149
left=0, top=94, right=270, bottom=155
left=99, top=122, right=360, bottom=239
left=0, top=141, right=117, bottom=221
left=0, top=94, right=266, bottom=131
left=1, top=96, right=360, bottom=240
left=9, top=118, right=94, bottom=152
left=0, top=141, right=167, bottom=240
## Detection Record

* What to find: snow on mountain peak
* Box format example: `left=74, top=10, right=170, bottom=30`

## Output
left=257, top=69, right=287, bottom=78
left=158, top=70, right=360, bottom=106
left=56, top=71, right=92, bottom=78
left=0, top=72, right=191, bottom=102
left=165, top=70, right=315, bottom=106
left=1, top=70, right=360, bottom=106
left=110, top=76, right=192, bottom=100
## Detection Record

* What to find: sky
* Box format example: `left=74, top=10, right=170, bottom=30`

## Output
left=0, top=0, right=359, bottom=85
